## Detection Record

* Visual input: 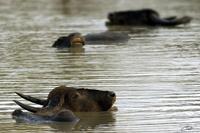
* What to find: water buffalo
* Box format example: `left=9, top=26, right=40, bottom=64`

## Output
left=52, top=33, right=85, bottom=48
left=52, top=32, right=130, bottom=48
left=106, top=9, right=192, bottom=26
left=12, top=86, right=116, bottom=123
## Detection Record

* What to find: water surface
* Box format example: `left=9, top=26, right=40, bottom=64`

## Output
left=0, top=0, right=200, bottom=132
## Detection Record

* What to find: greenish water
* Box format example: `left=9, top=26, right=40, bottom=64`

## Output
left=0, top=0, right=200, bottom=132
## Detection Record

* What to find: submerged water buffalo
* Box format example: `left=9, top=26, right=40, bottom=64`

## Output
left=106, top=9, right=192, bottom=26
left=52, top=32, right=130, bottom=48
left=12, top=86, right=116, bottom=123
left=52, top=33, right=85, bottom=48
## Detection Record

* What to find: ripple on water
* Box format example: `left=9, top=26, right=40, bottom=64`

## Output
left=0, top=0, right=200, bottom=132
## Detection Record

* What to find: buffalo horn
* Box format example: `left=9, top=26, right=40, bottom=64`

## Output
left=13, top=100, right=40, bottom=113
left=15, top=92, right=47, bottom=106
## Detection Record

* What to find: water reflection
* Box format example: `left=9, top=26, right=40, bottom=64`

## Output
left=0, top=0, right=200, bottom=132
left=12, top=112, right=115, bottom=132
left=74, top=112, right=115, bottom=130
left=48, top=112, right=115, bottom=131
left=55, top=47, right=85, bottom=54
left=13, top=120, right=77, bottom=132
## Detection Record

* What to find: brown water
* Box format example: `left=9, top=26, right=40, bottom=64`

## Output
left=0, top=0, right=200, bottom=132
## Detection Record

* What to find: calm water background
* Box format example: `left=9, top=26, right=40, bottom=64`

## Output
left=0, top=0, right=200, bottom=132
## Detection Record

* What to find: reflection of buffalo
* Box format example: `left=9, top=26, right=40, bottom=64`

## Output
left=49, top=112, right=116, bottom=131
left=106, top=9, right=192, bottom=26
left=52, top=32, right=130, bottom=48
left=74, top=112, right=115, bottom=130
left=12, top=86, right=116, bottom=123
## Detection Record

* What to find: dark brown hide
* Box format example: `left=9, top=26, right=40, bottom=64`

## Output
left=13, top=86, right=116, bottom=122
left=52, top=33, right=85, bottom=48
left=46, top=86, right=116, bottom=112
left=106, top=9, right=192, bottom=26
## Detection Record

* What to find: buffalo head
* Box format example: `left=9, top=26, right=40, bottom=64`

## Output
left=12, top=86, right=116, bottom=122
left=52, top=33, right=85, bottom=48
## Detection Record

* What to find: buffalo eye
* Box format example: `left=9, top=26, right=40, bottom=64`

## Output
left=71, top=93, right=79, bottom=100
left=108, top=91, right=116, bottom=97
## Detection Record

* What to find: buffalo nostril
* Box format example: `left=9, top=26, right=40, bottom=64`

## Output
left=109, top=92, right=116, bottom=97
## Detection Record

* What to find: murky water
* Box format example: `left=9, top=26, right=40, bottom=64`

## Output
left=0, top=0, right=200, bottom=132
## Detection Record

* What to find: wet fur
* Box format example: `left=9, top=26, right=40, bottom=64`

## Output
left=52, top=33, right=85, bottom=48
left=46, top=86, right=116, bottom=112
left=106, top=9, right=192, bottom=26
left=12, top=86, right=116, bottom=122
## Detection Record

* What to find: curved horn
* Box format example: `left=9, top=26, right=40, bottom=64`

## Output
left=15, top=92, right=47, bottom=106
left=13, top=100, right=40, bottom=113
